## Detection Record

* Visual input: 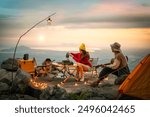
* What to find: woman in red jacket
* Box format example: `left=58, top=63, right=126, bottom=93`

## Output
left=69, top=43, right=92, bottom=82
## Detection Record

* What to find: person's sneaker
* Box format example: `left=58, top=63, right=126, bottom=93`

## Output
left=80, top=77, right=84, bottom=82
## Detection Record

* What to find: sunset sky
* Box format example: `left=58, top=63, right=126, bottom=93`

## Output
left=0, top=0, right=150, bottom=51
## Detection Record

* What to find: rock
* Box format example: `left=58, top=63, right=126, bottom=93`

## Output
left=23, top=95, right=37, bottom=100
left=9, top=69, right=32, bottom=94
left=71, top=89, right=82, bottom=95
left=114, top=74, right=128, bottom=85
left=99, top=83, right=114, bottom=88
left=0, top=69, right=10, bottom=81
left=0, top=69, right=17, bottom=83
left=68, top=88, right=95, bottom=100
left=118, top=94, right=141, bottom=100
left=40, top=85, right=67, bottom=100
left=1, top=58, right=19, bottom=71
left=53, top=85, right=67, bottom=99
left=16, top=94, right=37, bottom=100
left=79, top=90, right=93, bottom=100
left=0, top=68, right=31, bottom=94
left=25, top=86, right=42, bottom=99
left=66, top=83, right=119, bottom=100
left=15, top=69, right=31, bottom=83
left=0, top=82, right=9, bottom=100
left=0, top=95, right=10, bottom=100
left=0, top=82, right=9, bottom=94
left=39, top=87, right=53, bottom=100
left=0, top=68, right=43, bottom=99
left=0, top=69, right=7, bottom=78
left=0, top=78, right=12, bottom=86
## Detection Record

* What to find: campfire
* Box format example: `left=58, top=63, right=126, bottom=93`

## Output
left=29, top=78, right=48, bottom=90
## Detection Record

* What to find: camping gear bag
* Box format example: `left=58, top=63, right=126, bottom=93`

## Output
left=18, top=59, right=35, bottom=73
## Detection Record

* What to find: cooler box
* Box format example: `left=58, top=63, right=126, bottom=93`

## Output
left=18, top=59, right=35, bottom=73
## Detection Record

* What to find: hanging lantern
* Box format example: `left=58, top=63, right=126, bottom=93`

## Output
left=47, top=17, right=52, bottom=25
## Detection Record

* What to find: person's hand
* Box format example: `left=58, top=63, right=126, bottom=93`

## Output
left=95, top=64, right=106, bottom=68
left=39, top=69, right=46, bottom=74
left=69, top=53, right=73, bottom=57
left=100, top=64, right=106, bottom=68
left=95, top=65, right=100, bottom=69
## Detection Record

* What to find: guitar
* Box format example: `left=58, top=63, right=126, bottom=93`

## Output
left=94, top=58, right=114, bottom=68
left=94, top=63, right=111, bottom=68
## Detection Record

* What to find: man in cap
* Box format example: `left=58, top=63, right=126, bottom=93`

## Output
left=90, top=42, right=130, bottom=87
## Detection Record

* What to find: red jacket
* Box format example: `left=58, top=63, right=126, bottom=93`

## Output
left=70, top=52, right=92, bottom=67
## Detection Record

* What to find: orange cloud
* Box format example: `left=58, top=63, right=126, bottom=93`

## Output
left=86, top=1, right=150, bottom=16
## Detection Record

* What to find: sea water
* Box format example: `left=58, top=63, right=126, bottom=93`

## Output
left=0, top=48, right=149, bottom=71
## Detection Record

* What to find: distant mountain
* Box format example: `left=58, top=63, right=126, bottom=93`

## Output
left=0, top=45, right=31, bottom=52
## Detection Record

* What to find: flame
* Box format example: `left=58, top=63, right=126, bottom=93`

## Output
left=74, top=83, right=78, bottom=86
left=29, top=78, right=48, bottom=90
left=84, top=81, right=87, bottom=85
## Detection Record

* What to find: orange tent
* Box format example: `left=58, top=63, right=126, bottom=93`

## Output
left=119, top=54, right=150, bottom=99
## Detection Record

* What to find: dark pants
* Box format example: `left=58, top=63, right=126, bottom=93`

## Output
left=98, top=66, right=130, bottom=80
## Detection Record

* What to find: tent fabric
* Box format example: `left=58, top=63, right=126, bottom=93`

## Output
left=119, top=54, right=150, bottom=99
